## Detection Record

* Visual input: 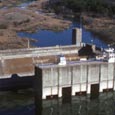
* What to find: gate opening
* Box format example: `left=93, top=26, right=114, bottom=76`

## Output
left=90, top=84, right=99, bottom=99
left=62, top=87, right=72, bottom=104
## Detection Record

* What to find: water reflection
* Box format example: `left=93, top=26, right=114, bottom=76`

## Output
left=37, top=92, right=115, bottom=115
left=0, top=91, right=115, bottom=115
left=0, top=89, right=34, bottom=115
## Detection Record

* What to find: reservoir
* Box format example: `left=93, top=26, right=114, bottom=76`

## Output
left=0, top=91, right=115, bottom=115
left=18, top=22, right=108, bottom=48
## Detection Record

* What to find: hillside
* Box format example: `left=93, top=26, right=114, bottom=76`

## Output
left=0, top=0, right=71, bottom=50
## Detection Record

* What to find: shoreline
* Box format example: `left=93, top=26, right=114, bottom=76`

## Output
left=0, top=0, right=71, bottom=50
left=82, top=14, right=115, bottom=45
left=0, top=0, right=114, bottom=49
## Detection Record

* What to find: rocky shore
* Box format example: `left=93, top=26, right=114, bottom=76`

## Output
left=0, top=0, right=71, bottom=50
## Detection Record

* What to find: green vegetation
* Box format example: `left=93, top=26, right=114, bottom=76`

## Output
left=50, top=0, right=115, bottom=16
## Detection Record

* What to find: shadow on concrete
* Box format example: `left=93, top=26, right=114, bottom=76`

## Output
left=0, top=74, right=34, bottom=91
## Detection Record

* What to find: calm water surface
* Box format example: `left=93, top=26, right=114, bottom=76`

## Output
left=18, top=22, right=108, bottom=48
left=0, top=91, right=115, bottom=115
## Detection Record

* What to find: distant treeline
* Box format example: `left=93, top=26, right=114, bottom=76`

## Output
left=49, top=0, right=115, bottom=16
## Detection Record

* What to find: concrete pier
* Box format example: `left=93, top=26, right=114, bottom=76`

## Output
left=72, top=28, right=82, bottom=47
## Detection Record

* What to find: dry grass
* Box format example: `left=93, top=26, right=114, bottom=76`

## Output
left=0, top=0, right=71, bottom=49
left=83, top=15, right=115, bottom=43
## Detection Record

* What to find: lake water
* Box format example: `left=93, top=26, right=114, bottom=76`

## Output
left=0, top=91, right=115, bottom=115
left=18, top=22, right=108, bottom=48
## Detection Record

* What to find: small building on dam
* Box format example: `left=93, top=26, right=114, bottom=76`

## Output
left=35, top=61, right=115, bottom=103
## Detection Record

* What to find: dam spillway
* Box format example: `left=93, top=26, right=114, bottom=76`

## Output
left=35, top=61, right=115, bottom=101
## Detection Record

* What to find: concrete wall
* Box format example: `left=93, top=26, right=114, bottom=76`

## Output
left=35, top=62, right=115, bottom=99
left=72, top=28, right=82, bottom=47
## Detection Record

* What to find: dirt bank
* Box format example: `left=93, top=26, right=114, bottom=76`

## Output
left=82, top=14, right=115, bottom=45
left=0, top=0, right=71, bottom=50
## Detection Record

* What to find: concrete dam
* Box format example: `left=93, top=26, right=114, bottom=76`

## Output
left=0, top=27, right=91, bottom=90
left=35, top=61, right=115, bottom=104
left=0, top=45, right=80, bottom=90
left=0, top=27, right=114, bottom=115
